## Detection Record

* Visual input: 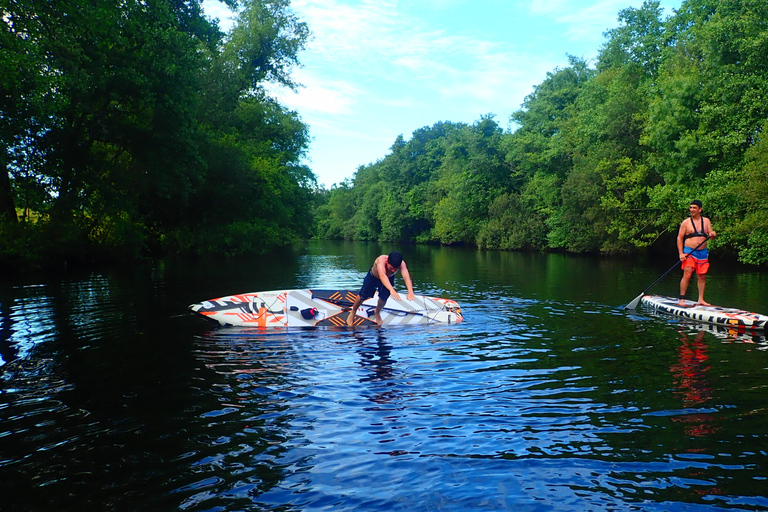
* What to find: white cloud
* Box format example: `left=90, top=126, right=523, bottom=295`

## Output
left=269, top=70, right=362, bottom=116
left=523, top=0, right=680, bottom=46
left=293, top=1, right=556, bottom=113
left=203, top=0, right=683, bottom=185
left=294, top=0, right=403, bottom=63
left=525, top=0, right=573, bottom=16
left=201, top=0, right=237, bottom=31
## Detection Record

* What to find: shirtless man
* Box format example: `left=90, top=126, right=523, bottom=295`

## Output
left=347, top=251, right=415, bottom=326
left=677, top=200, right=716, bottom=306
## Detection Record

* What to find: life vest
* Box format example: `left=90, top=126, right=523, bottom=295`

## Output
left=684, top=217, right=707, bottom=240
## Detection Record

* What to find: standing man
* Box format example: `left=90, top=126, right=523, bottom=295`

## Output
left=347, top=251, right=415, bottom=326
left=677, top=200, right=716, bottom=306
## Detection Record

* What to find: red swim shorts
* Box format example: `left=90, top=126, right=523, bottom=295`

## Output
left=681, top=247, right=709, bottom=275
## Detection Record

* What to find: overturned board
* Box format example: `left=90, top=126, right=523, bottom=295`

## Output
left=640, top=295, right=768, bottom=330
left=189, top=289, right=463, bottom=328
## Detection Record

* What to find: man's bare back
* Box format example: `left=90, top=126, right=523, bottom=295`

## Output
left=347, top=252, right=415, bottom=326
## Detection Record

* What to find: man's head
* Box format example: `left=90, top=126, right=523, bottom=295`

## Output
left=387, top=251, right=403, bottom=270
left=690, top=199, right=703, bottom=216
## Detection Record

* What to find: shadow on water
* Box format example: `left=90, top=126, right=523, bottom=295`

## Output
left=1, top=241, right=767, bottom=511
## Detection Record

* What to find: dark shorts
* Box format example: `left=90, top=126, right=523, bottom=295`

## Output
left=358, top=270, right=395, bottom=301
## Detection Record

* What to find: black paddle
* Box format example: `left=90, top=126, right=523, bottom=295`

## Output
left=625, top=235, right=709, bottom=310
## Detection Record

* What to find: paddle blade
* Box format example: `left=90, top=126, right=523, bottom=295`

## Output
left=625, top=293, right=645, bottom=310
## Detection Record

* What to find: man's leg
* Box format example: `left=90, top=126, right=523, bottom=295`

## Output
left=696, top=274, right=709, bottom=305
left=369, top=278, right=393, bottom=326
left=346, top=295, right=364, bottom=326
left=373, top=297, right=386, bottom=325
left=679, top=267, right=694, bottom=305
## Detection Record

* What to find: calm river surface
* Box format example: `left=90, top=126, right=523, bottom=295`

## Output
left=2, top=240, right=768, bottom=511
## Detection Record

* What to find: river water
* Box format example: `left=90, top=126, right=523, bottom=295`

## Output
left=1, top=240, right=767, bottom=511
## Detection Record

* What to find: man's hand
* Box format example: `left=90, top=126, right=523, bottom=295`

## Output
left=407, top=292, right=415, bottom=300
left=390, top=291, right=401, bottom=301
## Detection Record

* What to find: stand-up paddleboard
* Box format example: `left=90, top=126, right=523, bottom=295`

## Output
left=640, top=295, right=768, bottom=330
left=189, top=289, right=463, bottom=328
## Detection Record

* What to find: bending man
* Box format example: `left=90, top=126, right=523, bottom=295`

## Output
left=677, top=199, right=716, bottom=306
left=347, top=252, right=415, bottom=326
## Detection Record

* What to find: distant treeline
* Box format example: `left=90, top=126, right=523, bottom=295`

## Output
left=4, top=0, right=768, bottom=271
left=1, top=0, right=317, bottom=269
left=315, top=0, right=768, bottom=266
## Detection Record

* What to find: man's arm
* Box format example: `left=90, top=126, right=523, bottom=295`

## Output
left=677, top=221, right=688, bottom=261
left=705, top=218, right=717, bottom=239
left=375, top=257, right=401, bottom=301
left=399, top=262, right=415, bottom=300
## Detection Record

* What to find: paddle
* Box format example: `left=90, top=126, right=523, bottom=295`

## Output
left=625, top=235, right=709, bottom=310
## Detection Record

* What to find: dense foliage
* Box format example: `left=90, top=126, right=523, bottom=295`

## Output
left=315, top=0, right=768, bottom=265
left=1, top=0, right=315, bottom=268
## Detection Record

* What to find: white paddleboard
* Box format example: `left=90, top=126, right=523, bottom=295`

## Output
left=640, top=295, right=767, bottom=330
left=189, top=289, right=463, bottom=328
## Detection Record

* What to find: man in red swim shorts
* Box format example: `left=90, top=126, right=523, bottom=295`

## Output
left=676, top=200, right=716, bottom=306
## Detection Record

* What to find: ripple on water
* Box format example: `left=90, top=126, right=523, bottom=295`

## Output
left=3, top=272, right=768, bottom=511
left=175, top=317, right=748, bottom=510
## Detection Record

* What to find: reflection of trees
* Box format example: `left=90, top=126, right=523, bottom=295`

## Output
left=669, top=330, right=718, bottom=438
left=189, top=333, right=300, bottom=508
left=2, top=271, right=241, bottom=511
left=0, top=292, right=17, bottom=365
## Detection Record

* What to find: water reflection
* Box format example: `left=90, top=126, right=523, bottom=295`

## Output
left=671, top=331, right=711, bottom=407
left=355, top=333, right=401, bottom=405
left=0, top=294, right=16, bottom=366
left=2, top=243, right=768, bottom=511
left=182, top=330, right=302, bottom=511
left=669, top=330, right=718, bottom=438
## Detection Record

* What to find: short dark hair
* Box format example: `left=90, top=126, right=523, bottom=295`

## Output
left=387, top=251, right=403, bottom=268
left=691, top=199, right=703, bottom=208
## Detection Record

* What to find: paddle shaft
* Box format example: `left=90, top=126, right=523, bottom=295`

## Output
left=625, top=235, right=709, bottom=309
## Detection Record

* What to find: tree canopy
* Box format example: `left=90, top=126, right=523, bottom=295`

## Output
left=5, top=0, right=768, bottom=268
left=315, top=0, right=768, bottom=265
left=1, top=0, right=315, bottom=268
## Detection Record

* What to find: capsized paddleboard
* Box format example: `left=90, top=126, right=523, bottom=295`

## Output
left=189, top=289, right=463, bottom=328
left=640, top=295, right=768, bottom=330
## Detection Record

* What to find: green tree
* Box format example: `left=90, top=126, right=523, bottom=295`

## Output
left=1, top=0, right=315, bottom=268
left=432, top=116, right=508, bottom=244
left=711, top=122, right=768, bottom=265
left=598, top=0, right=667, bottom=77
left=0, top=0, right=44, bottom=223
left=554, top=1, right=670, bottom=252
left=316, top=0, right=768, bottom=264
left=315, top=179, right=356, bottom=239
left=641, top=0, right=768, bottom=247
left=507, top=56, right=595, bottom=180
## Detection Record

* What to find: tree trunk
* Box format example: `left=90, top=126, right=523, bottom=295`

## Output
left=0, top=162, right=18, bottom=223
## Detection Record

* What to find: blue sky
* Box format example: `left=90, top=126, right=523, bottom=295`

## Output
left=202, top=0, right=682, bottom=188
